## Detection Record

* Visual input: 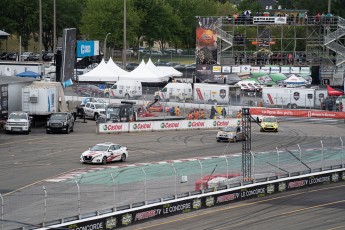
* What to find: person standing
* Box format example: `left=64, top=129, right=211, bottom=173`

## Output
left=175, top=106, right=180, bottom=116
left=222, top=108, right=227, bottom=117
left=194, top=109, right=199, bottom=120
left=210, top=106, right=216, bottom=119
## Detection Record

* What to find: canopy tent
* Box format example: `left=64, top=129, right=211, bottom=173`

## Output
left=16, top=71, right=41, bottom=79
left=157, top=66, right=183, bottom=77
left=0, top=30, right=10, bottom=39
left=283, top=74, right=307, bottom=85
left=146, top=58, right=173, bottom=78
left=106, top=58, right=128, bottom=77
left=78, top=59, right=119, bottom=82
left=327, top=85, right=344, bottom=96
left=121, top=60, right=168, bottom=83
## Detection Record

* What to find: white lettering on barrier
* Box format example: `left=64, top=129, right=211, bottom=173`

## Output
left=130, top=122, right=153, bottom=132
left=99, top=123, right=129, bottom=133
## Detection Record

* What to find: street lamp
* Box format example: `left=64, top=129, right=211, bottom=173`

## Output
left=103, top=33, right=111, bottom=61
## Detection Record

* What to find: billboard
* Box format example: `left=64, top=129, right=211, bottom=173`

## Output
left=76, top=40, right=100, bottom=58
left=196, top=17, right=218, bottom=65
left=61, top=28, right=77, bottom=88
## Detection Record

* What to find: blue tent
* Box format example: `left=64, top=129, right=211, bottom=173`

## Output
left=16, top=71, right=41, bottom=78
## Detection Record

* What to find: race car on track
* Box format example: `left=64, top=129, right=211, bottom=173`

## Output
left=80, top=142, right=128, bottom=164
left=216, top=126, right=245, bottom=142
left=260, top=116, right=279, bottom=132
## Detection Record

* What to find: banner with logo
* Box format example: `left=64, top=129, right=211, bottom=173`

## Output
left=0, top=84, right=8, bottom=119
left=249, top=108, right=345, bottom=119
left=290, top=67, right=300, bottom=74
left=76, top=40, right=100, bottom=58
left=196, top=17, right=218, bottom=65
left=61, top=28, right=76, bottom=87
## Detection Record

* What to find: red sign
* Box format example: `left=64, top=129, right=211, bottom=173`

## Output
left=250, top=108, right=345, bottom=119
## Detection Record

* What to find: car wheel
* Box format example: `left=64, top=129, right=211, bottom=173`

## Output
left=102, top=156, right=107, bottom=165
left=94, top=113, right=99, bottom=121
left=70, top=124, right=74, bottom=132
left=260, top=128, right=263, bottom=132
left=65, top=126, right=70, bottom=134
left=46, top=130, right=50, bottom=134
left=292, top=104, right=297, bottom=109
left=25, top=131, right=29, bottom=135
left=217, top=139, right=220, bottom=142
left=120, top=153, right=126, bottom=162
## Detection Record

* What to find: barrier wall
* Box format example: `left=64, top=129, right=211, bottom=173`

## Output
left=98, top=119, right=241, bottom=134
left=41, top=168, right=345, bottom=230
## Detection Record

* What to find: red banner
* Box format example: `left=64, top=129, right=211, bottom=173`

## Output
left=249, top=108, right=345, bottom=119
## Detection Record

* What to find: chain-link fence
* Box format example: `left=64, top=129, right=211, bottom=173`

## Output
left=2, top=138, right=345, bottom=229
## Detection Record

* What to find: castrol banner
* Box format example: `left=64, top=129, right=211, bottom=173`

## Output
left=98, top=119, right=241, bottom=133
left=250, top=108, right=345, bottom=119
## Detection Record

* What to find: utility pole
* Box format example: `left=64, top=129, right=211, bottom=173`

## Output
left=53, top=0, right=56, bottom=53
left=39, top=0, right=42, bottom=61
left=123, top=0, right=127, bottom=69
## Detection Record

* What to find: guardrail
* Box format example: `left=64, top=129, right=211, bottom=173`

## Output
left=39, top=168, right=345, bottom=230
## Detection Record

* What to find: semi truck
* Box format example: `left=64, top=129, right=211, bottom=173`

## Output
left=261, top=87, right=328, bottom=109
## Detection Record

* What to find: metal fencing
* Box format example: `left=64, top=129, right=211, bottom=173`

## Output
left=2, top=137, right=345, bottom=230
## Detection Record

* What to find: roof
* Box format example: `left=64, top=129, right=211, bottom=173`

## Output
left=0, top=30, right=10, bottom=38
left=0, top=75, right=38, bottom=85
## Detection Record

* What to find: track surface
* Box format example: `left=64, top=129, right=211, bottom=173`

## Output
left=1, top=119, right=345, bottom=229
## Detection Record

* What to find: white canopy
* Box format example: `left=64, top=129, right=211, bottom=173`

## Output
left=146, top=58, right=173, bottom=78
left=156, top=66, right=183, bottom=77
left=283, top=74, right=307, bottom=85
left=106, top=58, right=128, bottom=78
left=121, top=60, right=168, bottom=82
left=78, top=59, right=118, bottom=82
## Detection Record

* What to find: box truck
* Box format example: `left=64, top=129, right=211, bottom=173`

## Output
left=105, top=80, right=142, bottom=99
left=0, top=62, right=45, bottom=77
left=262, top=87, right=328, bottom=109
left=154, top=82, right=192, bottom=101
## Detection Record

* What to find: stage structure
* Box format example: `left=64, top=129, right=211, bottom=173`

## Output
left=196, top=12, right=345, bottom=86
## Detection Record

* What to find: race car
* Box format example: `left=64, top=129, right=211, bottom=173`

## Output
left=260, top=116, right=279, bottom=132
left=216, top=126, right=245, bottom=142
left=80, top=142, right=128, bottom=164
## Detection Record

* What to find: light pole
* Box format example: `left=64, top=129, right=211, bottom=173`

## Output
left=123, top=0, right=127, bottom=69
left=103, top=33, right=111, bottom=61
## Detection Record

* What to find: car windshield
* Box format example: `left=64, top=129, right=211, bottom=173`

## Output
left=50, top=114, right=67, bottom=120
left=95, top=104, right=105, bottom=109
left=263, top=117, right=277, bottom=122
left=9, top=113, right=27, bottom=119
left=90, top=145, right=109, bottom=151
left=223, top=126, right=237, bottom=132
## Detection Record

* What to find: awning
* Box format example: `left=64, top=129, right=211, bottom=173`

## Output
left=16, top=71, right=41, bottom=78
left=327, top=85, right=344, bottom=96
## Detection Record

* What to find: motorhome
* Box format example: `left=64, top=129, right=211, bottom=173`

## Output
left=155, top=82, right=192, bottom=101
left=105, top=80, right=142, bottom=99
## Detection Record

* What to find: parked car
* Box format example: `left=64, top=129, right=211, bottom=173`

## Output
left=126, top=62, right=139, bottom=71
left=46, top=112, right=75, bottom=134
left=0, top=52, right=10, bottom=60
left=216, top=126, right=245, bottom=142
left=43, top=52, right=54, bottom=61
left=21, top=52, right=35, bottom=61
left=80, top=142, right=128, bottom=164
left=83, top=102, right=106, bottom=120
left=7, top=52, right=18, bottom=61
left=73, top=84, right=105, bottom=97
left=5, top=111, right=32, bottom=134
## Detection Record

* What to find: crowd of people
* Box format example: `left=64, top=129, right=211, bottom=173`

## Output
left=233, top=52, right=308, bottom=66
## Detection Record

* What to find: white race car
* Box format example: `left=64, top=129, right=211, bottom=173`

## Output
left=80, top=142, right=128, bottom=164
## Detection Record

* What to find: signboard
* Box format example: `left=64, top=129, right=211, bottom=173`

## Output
left=61, top=28, right=77, bottom=87
left=76, top=41, right=100, bottom=58
left=0, top=84, right=8, bottom=119
left=253, top=16, right=287, bottom=24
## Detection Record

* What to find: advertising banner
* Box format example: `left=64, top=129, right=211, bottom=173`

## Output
left=281, top=66, right=290, bottom=73
left=241, top=65, right=251, bottom=73
left=99, top=123, right=129, bottom=133
left=129, top=122, right=153, bottom=132
left=153, top=120, right=182, bottom=131
left=290, top=67, right=300, bottom=73
left=222, top=66, right=231, bottom=73
left=196, top=17, right=218, bottom=65
left=270, top=66, right=280, bottom=73
left=260, top=66, right=270, bottom=73
left=232, top=66, right=241, bottom=73
left=249, top=108, right=345, bottom=119
left=76, top=40, right=100, bottom=58
left=300, top=67, right=310, bottom=74
left=61, top=28, right=77, bottom=87
left=251, top=66, right=260, bottom=73
left=0, top=84, right=8, bottom=119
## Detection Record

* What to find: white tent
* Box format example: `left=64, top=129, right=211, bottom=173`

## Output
left=121, top=60, right=168, bottom=82
left=156, top=66, right=183, bottom=77
left=146, top=58, right=182, bottom=77
left=283, top=74, right=307, bottom=85
left=106, top=58, right=128, bottom=78
left=78, top=59, right=118, bottom=82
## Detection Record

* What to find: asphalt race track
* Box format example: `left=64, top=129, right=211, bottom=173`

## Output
left=121, top=182, right=345, bottom=230
left=1, top=118, right=345, bottom=229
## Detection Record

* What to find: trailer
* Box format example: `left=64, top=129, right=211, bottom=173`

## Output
left=0, top=62, right=45, bottom=77
left=22, top=81, right=68, bottom=116
left=262, top=87, right=328, bottom=109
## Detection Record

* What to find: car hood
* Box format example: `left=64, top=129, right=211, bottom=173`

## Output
left=82, top=150, right=106, bottom=156
left=7, top=118, right=28, bottom=122
left=217, top=131, right=236, bottom=135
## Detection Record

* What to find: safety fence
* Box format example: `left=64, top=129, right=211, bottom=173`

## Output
left=2, top=138, right=345, bottom=229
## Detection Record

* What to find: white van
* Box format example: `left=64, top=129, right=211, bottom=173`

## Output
left=106, top=80, right=142, bottom=99
left=154, top=83, right=192, bottom=101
